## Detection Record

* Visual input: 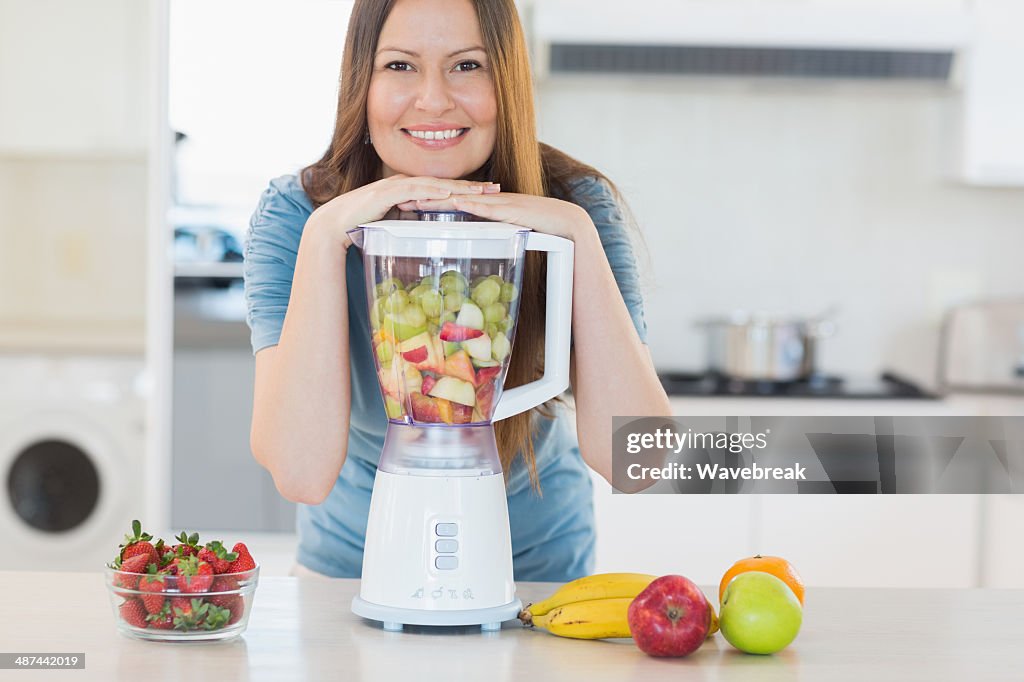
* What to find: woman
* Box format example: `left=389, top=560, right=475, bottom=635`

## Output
left=244, top=0, right=671, bottom=581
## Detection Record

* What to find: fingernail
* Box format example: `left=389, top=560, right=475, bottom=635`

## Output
left=468, top=185, right=483, bottom=192
left=483, top=184, right=500, bottom=193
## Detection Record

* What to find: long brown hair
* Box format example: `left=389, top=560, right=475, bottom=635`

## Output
left=303, top=0, right=615, bottom=491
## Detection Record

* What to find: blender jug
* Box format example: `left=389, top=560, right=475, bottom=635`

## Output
left=348, top=211, right=573, bottom=631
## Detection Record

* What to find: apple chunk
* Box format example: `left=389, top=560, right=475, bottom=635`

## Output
left=428, top=376, right=476, bottom=407
left=461, top=333, right=492, bottom=362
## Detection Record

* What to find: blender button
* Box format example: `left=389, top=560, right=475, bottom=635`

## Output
left=435, top=556, right=459, bottom=570
left=435, top=523, right=458, bottom=537
left=435, top=539, right=459, bottom=553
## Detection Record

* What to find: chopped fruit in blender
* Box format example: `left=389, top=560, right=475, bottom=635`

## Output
left=437, top=397, right=455, bottom=424
left=475, top=381, right=495, bottom=416
left=368, top=267, right=520, bottom=424
left=398, top=332, right=444, bottom=373
left=500, top=282, right=518, bottom=303
left=455, top=300, right=484, bottom=330
left=470, top=278, right=501, bottom=306
left=428, top=376, right=477, bottom=407
left=384, top=395, right=403, bottom=419
left=443, top=340, right=461, bottom=357
left=462, top=333, right=492, bottom=362
left=475, top=365, right=501, bottom=387
left=451, top=402, right=474, bottom=424
left=439, top=321, right=483, bottom=342
left=483, top=302, right=506, bottom=324
left=411, top=392, right=443, bottom=422
left=491, top=332, right=511, bottom=362
left=444, top=350, right=477, bottom=385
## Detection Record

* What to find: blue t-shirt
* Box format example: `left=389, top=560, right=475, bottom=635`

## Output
left=243, top=173, right=648, bottom=582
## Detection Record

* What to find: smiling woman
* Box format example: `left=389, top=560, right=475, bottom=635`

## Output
left=243, top=0, right=672, bottom=582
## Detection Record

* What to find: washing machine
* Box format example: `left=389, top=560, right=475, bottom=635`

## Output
left=0, top=354, right=147, bottom=571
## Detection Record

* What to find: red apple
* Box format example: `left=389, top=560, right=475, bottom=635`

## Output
left=439, top=322, right=483, bottom=342
left=627, top=575, right=711, bottom=657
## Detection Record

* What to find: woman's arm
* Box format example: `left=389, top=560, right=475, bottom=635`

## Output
left=566, top=228, right=672, bottom=487
left=251, top=217, right=351, bottom=505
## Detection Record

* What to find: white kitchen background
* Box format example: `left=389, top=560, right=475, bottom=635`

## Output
left=1, top=0, right=1021, bottom=586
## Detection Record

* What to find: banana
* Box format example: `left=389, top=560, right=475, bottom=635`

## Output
left=707, top=599, right=719, bottom=637
left=530, top=598, right=634, bottom=640
left=519, top=572, right=656, bottom=624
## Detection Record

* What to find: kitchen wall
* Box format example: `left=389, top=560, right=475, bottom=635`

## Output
left=535, top=77, right=1024, bottom=387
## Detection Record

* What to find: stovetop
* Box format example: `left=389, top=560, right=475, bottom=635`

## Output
left=658, top=371, right=939, bottom=399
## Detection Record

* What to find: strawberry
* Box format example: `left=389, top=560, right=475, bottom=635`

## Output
left=138, top=566, right=169, bottom=614
left=174, top=555, right=214, bottom=593
left=119, top=520, right=159, bottom=566
left=119, top=599, right=149, bottom=628
left=170, top=531, right=201, bottom=559
left=207, top=593, right=244, bottom=625
left=226, top=542, right=256, bottom=573
left=198, top=540, right=237, bottom=574
left=112, top=553, right=153, bottom=591
left=145, top=602, right=174, bottom=630
left=171, top=597, right=207, bottom=631
left=212, top=576, right=240, bottom=592
left=202, top=603, right=233, bottom=630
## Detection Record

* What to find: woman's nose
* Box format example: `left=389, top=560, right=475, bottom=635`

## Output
left=414, top=71, right=455, bottom=115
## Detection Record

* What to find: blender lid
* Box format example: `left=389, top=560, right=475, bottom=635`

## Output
left=355, top=220, right=530, bottom=241
left=350, top=220, right=531, bottom=258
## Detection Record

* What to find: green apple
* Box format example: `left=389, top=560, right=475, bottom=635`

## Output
left=719, top=572, right=802, bottom=655
left=455, top=300, right=484, bottom=330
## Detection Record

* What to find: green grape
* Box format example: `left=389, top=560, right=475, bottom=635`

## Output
left=484, top=322, right=500, bottom=339
left=440, top=270, right=468, bottom=295
left=500, top=282, right=518, bottom=303
left=492, top=332, right=511, bottom=362
left=420, top=290, right=443, bottom=318
left=483, top=302, right=506, bottom=324
left=499, top=315, right=514, bottom=333
left=443, top=291, right=464, bottom=313
left=402, top=303, right=426, bottom=328
left=376, top=340, right=394, bottom=365
left=384, top=290, right=409, bottom=313
left=408, top=283, right=430, bottom=303
left=440, top=311, right=457, bottom=324
left=488, top=274, right=504, bottom=285
left=375, top=277, right=401, bottom=297
left=471, top=278, right=501, bottom=307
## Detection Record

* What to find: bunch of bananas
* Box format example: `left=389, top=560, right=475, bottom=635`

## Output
left=519, top=573, right=720, bottom=641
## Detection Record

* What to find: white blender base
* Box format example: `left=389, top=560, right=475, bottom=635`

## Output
left=351, top=595, right=522, bottom=631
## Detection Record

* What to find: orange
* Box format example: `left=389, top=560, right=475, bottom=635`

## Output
left=719, top=555, right=805, bottom=606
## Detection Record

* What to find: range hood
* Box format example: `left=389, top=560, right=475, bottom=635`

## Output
left=528, top=0, right=973, bottom=81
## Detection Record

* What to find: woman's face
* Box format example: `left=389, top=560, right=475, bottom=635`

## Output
left=368, top=0, right=497, bottom=180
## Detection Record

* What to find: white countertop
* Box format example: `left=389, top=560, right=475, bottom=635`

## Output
left=2, top=572, right=1022, bottom=681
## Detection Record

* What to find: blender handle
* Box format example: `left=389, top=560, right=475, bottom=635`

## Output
left=493, top=232, right=574, bottom=422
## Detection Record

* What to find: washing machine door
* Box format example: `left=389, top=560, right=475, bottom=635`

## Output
left=0, top=409, right=135, bottom=570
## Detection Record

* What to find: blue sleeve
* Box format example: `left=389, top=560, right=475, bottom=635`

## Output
left=566, top=176, right=649, bottom=344
left=243, top=175, right=314, bottom=355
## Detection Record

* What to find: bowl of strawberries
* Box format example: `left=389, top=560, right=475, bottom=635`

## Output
left=105, top=521, right=259, bottom=641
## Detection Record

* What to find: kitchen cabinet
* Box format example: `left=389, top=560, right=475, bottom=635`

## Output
left=0, top=0, right=150, bottom=157
left=961, top=0, right=1024, bottom=186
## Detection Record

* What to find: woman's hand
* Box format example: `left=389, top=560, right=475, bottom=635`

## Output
left=307, top=175, right=497, bottom=248
left=416, top=192, right=593, bottom=241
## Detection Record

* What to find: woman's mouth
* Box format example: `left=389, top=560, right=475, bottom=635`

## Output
left=402, top=128, right=469, bottom=149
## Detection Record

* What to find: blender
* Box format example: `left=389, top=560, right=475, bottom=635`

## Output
left=348, top=211, right=573, bottom=631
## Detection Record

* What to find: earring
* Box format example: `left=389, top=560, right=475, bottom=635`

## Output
left=363, top=129, right=371, bottom=145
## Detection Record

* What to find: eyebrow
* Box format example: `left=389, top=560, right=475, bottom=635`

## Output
left=376, top=46, right=486, bottom=58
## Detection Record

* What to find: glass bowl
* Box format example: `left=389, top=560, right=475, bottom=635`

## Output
left=104, top=564, right=259, bottom=641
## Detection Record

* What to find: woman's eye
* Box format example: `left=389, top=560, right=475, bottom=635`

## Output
left=385, top=61, right=413, bottom=71
left=454, top=60, right=482, bottom=72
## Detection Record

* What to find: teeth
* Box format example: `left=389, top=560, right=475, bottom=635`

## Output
left=408, top=129, right=463, bottom=140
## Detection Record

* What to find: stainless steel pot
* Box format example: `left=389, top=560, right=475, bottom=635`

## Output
left=695, top=311, right=836, bottom=382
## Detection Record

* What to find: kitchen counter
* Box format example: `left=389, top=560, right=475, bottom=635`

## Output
left=2, top=573, right=1022, bottom=681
